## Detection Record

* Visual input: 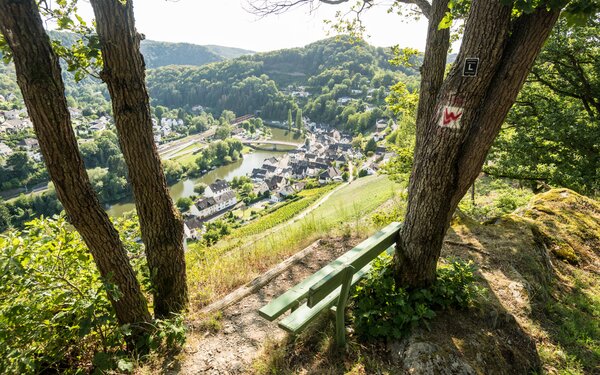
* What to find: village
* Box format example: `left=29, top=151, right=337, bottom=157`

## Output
left=180, top=119, right=396, bottom=240
left=0, top=108, right=41, bottom=161
left=0, top=101, right=397, bottom=244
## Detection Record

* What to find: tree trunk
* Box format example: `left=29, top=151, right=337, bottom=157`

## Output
left=394, top=0, right=561, bottom=287
left=0, top=0, right=152, bottom=341
left=90, top=0, right=188, bottom=317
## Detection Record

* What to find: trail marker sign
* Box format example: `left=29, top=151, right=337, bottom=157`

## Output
left=463, top=58, right=479, bottom=77
left=439, top=105, right=463, bottom=129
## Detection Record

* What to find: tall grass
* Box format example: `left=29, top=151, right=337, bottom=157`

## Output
left=231, top=184, right=338, bottom=238
left=186, top=175, right=401, bottom=309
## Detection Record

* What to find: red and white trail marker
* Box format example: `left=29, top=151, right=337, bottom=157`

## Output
left=439, top=106, right=463, bottom=129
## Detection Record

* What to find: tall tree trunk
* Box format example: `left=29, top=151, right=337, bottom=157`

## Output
left=0, top=0, right=151, bottom=340
left=90, top=0, right=188, bottom=317
left=394, top=0, right=561, bottom=287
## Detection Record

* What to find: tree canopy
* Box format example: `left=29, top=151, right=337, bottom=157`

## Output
left=488, top=17, right=600, bottom=194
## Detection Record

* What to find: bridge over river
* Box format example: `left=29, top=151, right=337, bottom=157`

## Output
left=242, top=140, right=301, bottom=148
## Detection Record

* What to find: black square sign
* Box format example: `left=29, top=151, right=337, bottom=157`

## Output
left=463, top=58, right=479, bottom=77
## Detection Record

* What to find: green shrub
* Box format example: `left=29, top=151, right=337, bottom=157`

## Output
left=0, top=216, right=186, bottom=374
left=176, top=197, right=193, bottom=211
left=0, top=217, right=124, bottom=373
left=352, top=254, right=479, bottom=340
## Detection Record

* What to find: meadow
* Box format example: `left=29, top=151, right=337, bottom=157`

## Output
left=186, top=175, right=402, bottom=308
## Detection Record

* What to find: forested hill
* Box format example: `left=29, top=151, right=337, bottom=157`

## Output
left=146, top=36, right=421, bottom=128
left=140, top=40, right=254, bottom=68
left=48, top=31, right=254, bottom=68
left=1, top=35, right=419, bottom=133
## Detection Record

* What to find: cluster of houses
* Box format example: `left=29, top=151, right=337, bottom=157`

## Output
left=152, top=117, right=185, bottom=143
left=75, top=115, right=112, bottom=137
left=0, top=97, right=116, bottom=141
left=246, top=123, right=364, bottom=194
left=0, top=109, right=31, bottom=135
left=181, top=120, right=397, bottom=240
left=190, top=179, right=238, bottom=219
left=0, top=109, right=43, bottom=162
left=0, top=137, right=42, bottom=162
left=281, top=85, right=311, bottom=99
left=336, top=87, right=390, bottom=106
left=183, top=179, right=239, bottom=239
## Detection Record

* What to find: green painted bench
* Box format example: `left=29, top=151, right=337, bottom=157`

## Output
left=258, top=221, right=401, bottom=346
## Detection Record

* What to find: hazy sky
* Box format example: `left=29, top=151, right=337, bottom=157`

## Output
left=74, top=0, right=429, bottom=52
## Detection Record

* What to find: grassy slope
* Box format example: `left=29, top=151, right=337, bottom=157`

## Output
left=231, top=184, right=339, bottom=238
left=253, top=188, right=599, bottom=375
left=185, top=175, right=401, bottom=309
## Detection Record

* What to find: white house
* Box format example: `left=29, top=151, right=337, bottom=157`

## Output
left=69, top=108, right=83, bottom=119
left=89, top=122, right=106, bottom=132
left=191, top=190, right=237, bottom=219
left=361, top=166, right=376, bottom=176
left=204, top=179, right=231, bottom=198
left=183, top=215, right=204, bottom=240
left=0, top=142, right=13, bottom=157
left=19, top=138, right=39, bottom=150
left=336, top=97, right=352, bottom=105
left=4, top=109, right=21, bottom=120
left=319, top=167, right=343, bottom=184
left=27, top=151, right=43, bottom=162
left=269, top=192, right=283, bottom=203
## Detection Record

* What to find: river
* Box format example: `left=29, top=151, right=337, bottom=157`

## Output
left=106, top=126, right=304, bottom=217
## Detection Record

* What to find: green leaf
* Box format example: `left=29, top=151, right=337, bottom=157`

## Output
left=92, top=352, right=114, bottom=371
left=438, top=12, right=453, bottom=30
left=117, top=358, right=134, bottom=372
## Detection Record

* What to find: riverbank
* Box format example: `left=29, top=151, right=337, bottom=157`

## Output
left=106, top=126, right=304, bottom=217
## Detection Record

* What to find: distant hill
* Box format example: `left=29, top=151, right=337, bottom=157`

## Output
left=140, top=40, right=254, bottom=68
left=204, top=45, right=256, bottom=60
left=146, top=36, right=422, bottom=130
left=47, top=31, right=254, bottom=69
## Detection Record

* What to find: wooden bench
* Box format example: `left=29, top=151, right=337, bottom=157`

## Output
left=258, top=221, right=401, bottom=346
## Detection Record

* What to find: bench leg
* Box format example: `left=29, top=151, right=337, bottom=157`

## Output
left=336, top=265, right=355, bottom=347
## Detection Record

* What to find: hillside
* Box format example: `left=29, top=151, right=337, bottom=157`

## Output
left=146, top=36, right=421, bottom=130
left=1, top=35, right=416, bottom=133
left=140, top=40, right=253, bottom=68
left=204, top=45, right=256, bottom=60
left=46, top=31, right=253, bottom=68
left=168, top=188, right=599, bottom=374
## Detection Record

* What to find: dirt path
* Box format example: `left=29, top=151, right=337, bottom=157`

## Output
left=173, top=236, right=357, bottom=374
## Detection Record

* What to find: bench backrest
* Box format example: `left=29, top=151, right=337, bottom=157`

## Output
left=306, top=221, right=401, bottom=308
left=258, top=221, right=401, bottom=320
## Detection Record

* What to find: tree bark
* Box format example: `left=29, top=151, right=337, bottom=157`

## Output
left=90, top=0, right=188, bottom=317
left=394, top=0, right=561, bottom=287
left=0, top=0, right=151, bottom=340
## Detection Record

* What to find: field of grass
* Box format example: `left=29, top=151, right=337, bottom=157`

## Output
left=172, top=151, right=200, bottom=166
left=231, top=184, right=338, bottom=238
left=168, top=144, right=203, bottom=165
left=186, top=175, right=402, bottom=309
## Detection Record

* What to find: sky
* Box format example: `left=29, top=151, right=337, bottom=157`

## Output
left=74, top=0, right=429, bottom=53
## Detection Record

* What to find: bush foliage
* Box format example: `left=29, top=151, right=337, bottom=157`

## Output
left=0, top=216, right=185, bottom=374
left=352, top=254, right=480, bottom=340
left=0, top=217, right=124, bottom=373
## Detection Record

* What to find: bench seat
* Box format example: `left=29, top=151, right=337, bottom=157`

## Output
left=258, top=221, right=401, bottom=345
left=278, top=245, right=394, bottom=333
